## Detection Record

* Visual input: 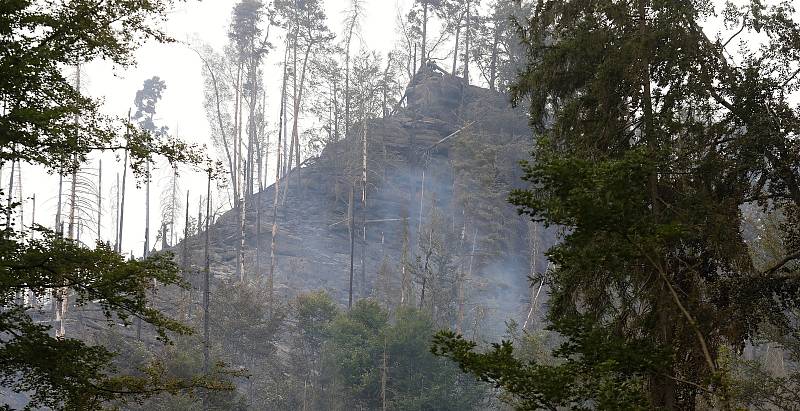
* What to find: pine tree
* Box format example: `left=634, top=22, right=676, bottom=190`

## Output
left=435, top=1, right=800, bottom=408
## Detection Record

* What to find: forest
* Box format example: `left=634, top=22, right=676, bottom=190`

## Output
left=2, top=0, right=800, bottom=410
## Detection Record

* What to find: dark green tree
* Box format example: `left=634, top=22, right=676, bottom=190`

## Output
left=0, top=1, right=213, bottom=409
left=435, top=0, right=800, bottom=409
left=326, top=299, right=487, bottom=409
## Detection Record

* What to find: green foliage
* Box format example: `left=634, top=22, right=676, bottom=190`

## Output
left=209, top=281, right=284, bottom=362
left=324, top=299, right=487, bottom=410
left=436, top=0, right=800, bottom=408
left=0, top=0, right=202, bottom=175
left=0, top=227, right=231, bottom=409
left=433, top=315, right=662, bottom=410
left=0, top=1, right=213, bottom=408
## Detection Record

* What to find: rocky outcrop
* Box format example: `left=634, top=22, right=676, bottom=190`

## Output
left=198, top=66, right=553, bottom=337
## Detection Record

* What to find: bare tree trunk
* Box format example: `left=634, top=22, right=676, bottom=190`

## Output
left=421, top=0, right=428, bottom=67
left=58, top=150, right=78, bottom=337
left=418, top=169, right=425, bottom=234
left=459, top=227, right=477, bottom=333
left=118, top=110, right=131, bottom=253
left=114, top=173, right=119, bottom=248
left=15, top=160, right=23, bottom=238
left=282, top=88, right=289, bottom=179
left=53, top=163, right=64, bottom=333
left=360, top=103, right=369, bottom=297
left=284, top=24, right=299, bottom=196
left=400, top=213, right=410, bottom=305
left=144, top=161, right=150, bottom=258
left=348, top=183, right=355, bottom=309
left=5, top=158, right=15, bottom=228
left=488, top=10, right=499, bottom=91
left=333, top=79, right=340, bottom=141
left=522, top=223, right=541, bottom=330
left=382, top=54, right=392, bottom=118
left=30, top=194, right=35, bottom=240
left=238, top=187, right=246, bottom=283
left=463, top=0, right=471, bottom=85
left=170, top=168, right=177, bottom=246
left=138, top=159, right=150, bottom=339
left=256, top=95, right=265, bottom=288
left=413, top=43, right=417, bottom=75
left=203, top=171, right=212, bottom=374
left=344, top=7, right=357, bottom=142
left=289, top=40, right=315, bottom=197
left=259, top=92, right=267, bottom=193
left=182, top=190, right=190, bottom=318
left=67, top=160, right=77, bottom=240
left=197, top=195, right=203, bottom=236
left=456, top=217, right=466, bottom=334
left=97, top=160, right=102, bottom=242
left=234, top=61, right=245, bottom=283
left=381, top=336, right=388, bottom=411
left=68, top=62, right=79, bottom=241
left=452, top=13, right=461, bottom=75
left=56, top=169, right=63, bottom=235
left=268, top=53, right=289, bottom=313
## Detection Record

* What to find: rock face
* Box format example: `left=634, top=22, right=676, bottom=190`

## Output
left=202, top=66, right=554, bottom=337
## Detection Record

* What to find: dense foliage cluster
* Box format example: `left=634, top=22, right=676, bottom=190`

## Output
left=434, top=0, right=800, bottom=409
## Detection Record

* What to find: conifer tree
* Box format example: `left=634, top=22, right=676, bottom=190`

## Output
left=435, top=1, right=800, bottom=408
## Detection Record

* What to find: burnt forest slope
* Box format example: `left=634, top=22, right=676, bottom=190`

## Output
left=196, top=66, right=554, bottom=338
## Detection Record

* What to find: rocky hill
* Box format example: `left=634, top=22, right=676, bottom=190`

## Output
left=196, top=65, right=554, bottom=337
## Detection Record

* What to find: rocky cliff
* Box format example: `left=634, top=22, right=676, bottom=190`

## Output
left=197, top=66, right=554, bottom=337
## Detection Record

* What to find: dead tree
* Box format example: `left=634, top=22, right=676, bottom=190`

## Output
left=96, top=160, right=102, bottom=242
left=268, top=51, right=289, bottom=312
left=203, top=169, right=212, bottom=374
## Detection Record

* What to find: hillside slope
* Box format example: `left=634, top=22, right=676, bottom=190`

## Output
left=195, top=66, right=553, bottom=337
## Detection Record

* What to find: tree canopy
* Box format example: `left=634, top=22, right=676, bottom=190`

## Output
left=434, top=0, right=800, bottom=408
left=0, top=1, right=215, bottom=408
